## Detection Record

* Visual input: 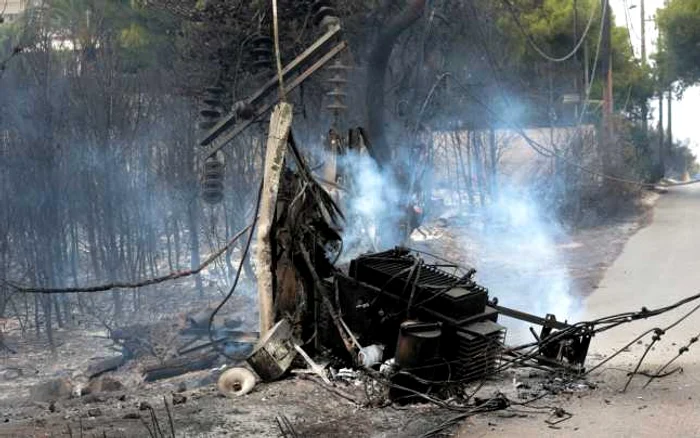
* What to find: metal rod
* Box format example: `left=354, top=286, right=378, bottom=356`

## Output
left=493, top=304, right=570, bottom=330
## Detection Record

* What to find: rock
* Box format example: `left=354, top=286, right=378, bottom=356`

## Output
left=81, top=394, right=105, bottom=404
left=30, top=378, right=73, bottom=402
left=87, top=376, right=124, bottom=394
left=87, top=408, right=102, bottom=417
left=172, top=393, right=187, bottom=405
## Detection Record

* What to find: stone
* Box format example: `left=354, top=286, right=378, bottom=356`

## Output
left=29, top=378, right=73, bottom=402
left=172, top=393, right=187, bottom=405
left=87, top=376, right=124, bottom=394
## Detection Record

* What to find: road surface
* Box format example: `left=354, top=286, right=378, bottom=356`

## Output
left=462, top=185, right=700, bottom=437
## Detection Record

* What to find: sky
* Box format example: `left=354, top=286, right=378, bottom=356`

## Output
left=610, top=0, right=700, bottom=156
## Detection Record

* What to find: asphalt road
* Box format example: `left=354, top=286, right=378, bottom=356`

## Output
left=463, top=185, right=700, bottom=437
left=585, top=185, right=700, bottom=361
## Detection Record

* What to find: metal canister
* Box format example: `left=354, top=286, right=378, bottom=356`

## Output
left=391, top=321, right=442, bottom=402
left=394, top=321, right=442, bottom=369
left=247, top=319, right=298, bottom=381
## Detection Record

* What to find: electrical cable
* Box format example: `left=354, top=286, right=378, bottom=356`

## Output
left=271, top=0, right=286, bottom=101
left=490, top=291, right=700, bottom=375
left=621, top=0, right=636, bottom=55
left=447, top=73, right=662, bottom=188
left=500, top=0, right=599, bottom=63
left=622, top=331, right=660, bottom=391
left=464, top=0, right=613, bottom=183
left=207, top=180, right=263, bottom=359
left=2, top=225, right=252, bottom=294
left=644, top=332, right=699, bottom=388
left=622, top=0, right=641, bottom=42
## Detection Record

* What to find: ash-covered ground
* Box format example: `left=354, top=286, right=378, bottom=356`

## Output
left=0, top=191, right=660, bottom=438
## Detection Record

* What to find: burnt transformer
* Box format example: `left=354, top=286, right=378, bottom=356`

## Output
left=326, top=247, right=505, bottom=383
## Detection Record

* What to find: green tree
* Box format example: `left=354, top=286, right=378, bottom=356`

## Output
left=497, top=0, right=653, bottom=122
left=657, top=0, right=700, bottom=90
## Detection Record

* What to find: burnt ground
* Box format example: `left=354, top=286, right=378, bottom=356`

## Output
left=0, top=190, right=661, bottom=438
left=0, top=333, right=454, bottom=438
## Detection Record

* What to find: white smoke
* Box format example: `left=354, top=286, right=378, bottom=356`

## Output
left=335, top=150, right=405, bottom=263
left=461, top=185, right=580, bottom=343
left=329, top=143, right=579, bottom=345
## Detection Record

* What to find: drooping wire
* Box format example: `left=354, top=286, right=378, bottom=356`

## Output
left=469, top=0, right=607, bottom=160
left=499, top=0, right=599, bottom=63
left=446, top=74, right=657, bottom=188
left=271, top=0, right=286, bottom=101
left=207, top=180, right=264, bottom=359
left=3, top=225, right=252, bottom=294
left=644, top=332, right=699, bottom=388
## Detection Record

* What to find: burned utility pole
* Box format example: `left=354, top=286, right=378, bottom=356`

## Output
left=640, top=0, right=648, bottom=134
left=667, top=89, right=673, bottom=151
left=600, top=0, right=614, bottom=175
left=197, top=20, right=348, bottom=337
left=256, top=103, right=293, bottom=336
left=658, top=90, right=665, bottom=175
left=601, top=0, right=613, bottom=127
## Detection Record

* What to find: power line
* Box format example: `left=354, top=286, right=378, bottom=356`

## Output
left=448, top=73, right=657, bottom=188
left=622, top=0, right=641, bottom=41
left=456, top=2, right=642, bottom=186
left=500, top=0, right=598, bottom=63
left=207, top=181, right=263, bottom=359
left=2, top=225, right=253, bottom=294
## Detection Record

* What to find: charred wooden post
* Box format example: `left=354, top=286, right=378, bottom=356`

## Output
left=255, top=103, right=294, bottom=336
left=143, top=351, right=220, bottom=382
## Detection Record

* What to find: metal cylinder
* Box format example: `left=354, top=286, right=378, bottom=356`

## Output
left=394, top=321, right=442, bottom=369
left=390, top=321, right=442, bottom=403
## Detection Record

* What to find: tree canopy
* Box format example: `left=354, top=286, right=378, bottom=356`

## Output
left=657, top=0, right=700, bottom=90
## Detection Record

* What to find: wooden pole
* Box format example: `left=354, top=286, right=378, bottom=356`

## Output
left=601, top=0, right=613, bottom=128
left=256, top=102, right=294, bottom=336
left=667, top=89, right=673, bottom=150
left=640, top=0, right=648, bottom=133
left=600, top=0, right=614, bottom=175
left=271, top=0, right=286, bottom=102
left=658, top=91, right=664, bottom=175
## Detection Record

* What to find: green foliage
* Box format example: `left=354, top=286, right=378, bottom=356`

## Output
left=0, top=20, right=22, bottom=55
left=657, top=0, right=700, bottom=89
left=45, top=0, right=178, bottom=72
left=497, top=0, right=600, bottom=63
left=610, top=26, right=654, bottom=117
left=497, top=0, right=653, bottom=121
